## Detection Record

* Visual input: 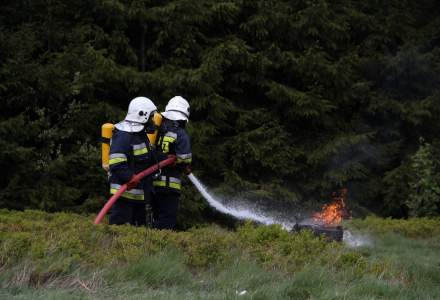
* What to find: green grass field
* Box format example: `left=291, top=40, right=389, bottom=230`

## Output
left=1, top=210, right=440, bottom=299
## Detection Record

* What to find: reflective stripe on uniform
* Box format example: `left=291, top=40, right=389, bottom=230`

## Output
left=154, top=176, right=181, bottom=184
left=160, top=135, right=176, bottom=153
left=163, top=132, right=177, bottom=144
left=177, top=153, right=192, bottom=163
left=153, top=176, right=182, bottom=190
left=110, top=183, right=144, bottom=200
left=177, top=158, right=192, bottom=163
left=109, top=153, right=127, bottom=165
left=153, top=181, right=181, bottom=190
left=165, top=132, right=177, bottom=139
left=133, top=143, right=149, bottom=156
left=163, top=136, right=176, bottom=143
left=177, top=153, right=192, bottom=160
left=177, top=158, right=192, bottom=164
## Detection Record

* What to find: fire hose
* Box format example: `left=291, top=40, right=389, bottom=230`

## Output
left=94, top=155, right=176, bottom=225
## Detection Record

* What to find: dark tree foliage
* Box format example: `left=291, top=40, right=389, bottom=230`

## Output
left=1, top=0, right=439, bottom=223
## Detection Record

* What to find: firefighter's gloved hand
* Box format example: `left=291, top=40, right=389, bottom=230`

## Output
left=126, top=176, right=140, bottom=190
left=183, top=164, right=192, bottom=175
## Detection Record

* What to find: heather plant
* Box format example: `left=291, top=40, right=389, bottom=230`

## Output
left=347, top=216, right=440, bottom=238
left=0, top=210, right=335, bottom=272
left=2, top=210, right=440, bottom=299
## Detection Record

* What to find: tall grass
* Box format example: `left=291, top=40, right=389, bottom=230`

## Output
left=1, top=210, right=440, bottom=299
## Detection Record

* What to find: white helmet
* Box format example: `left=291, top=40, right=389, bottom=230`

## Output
left=125, top=97, right=157, bottom=124
left=161, top=96, right=190, bottom=122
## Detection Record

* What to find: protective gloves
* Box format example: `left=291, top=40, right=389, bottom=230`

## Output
left=183, top=164, right=192, bottom=175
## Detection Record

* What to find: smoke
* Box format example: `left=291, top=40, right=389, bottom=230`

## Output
left=343, top=230, right=372, bottom=248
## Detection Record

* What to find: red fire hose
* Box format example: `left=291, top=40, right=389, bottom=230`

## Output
left=94, top=155, right=176, bottom=225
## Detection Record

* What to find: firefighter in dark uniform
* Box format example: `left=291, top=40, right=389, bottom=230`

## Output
left=108, top=96, right=158, bottom=226
left=153, top=96, right=192, bottom=230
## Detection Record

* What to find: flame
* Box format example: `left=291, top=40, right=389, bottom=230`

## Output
left=313, top=188, right=349, bottom=226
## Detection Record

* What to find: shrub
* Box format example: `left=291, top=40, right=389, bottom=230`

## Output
left=347, top=216, right=440, bottom=238
left=407, top=140, right=440, bottom=217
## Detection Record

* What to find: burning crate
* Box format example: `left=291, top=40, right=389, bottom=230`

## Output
left=292, top=188, right=349, bottom=242
left=291, top=223, right=344, bottom=242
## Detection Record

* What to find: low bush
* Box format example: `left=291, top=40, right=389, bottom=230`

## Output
left=347, top=216, right=440, bottom=238
left=0, top=209, right=338, bottom=274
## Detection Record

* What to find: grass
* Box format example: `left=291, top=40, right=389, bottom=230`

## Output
left=1, top=210, right=440, bottom=299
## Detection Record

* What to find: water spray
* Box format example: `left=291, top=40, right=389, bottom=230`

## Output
left=96, top=160, right=369, bottom=246
left=188, top=174, right=371, bottom=246
left=187, top=174, right=290, bottom=228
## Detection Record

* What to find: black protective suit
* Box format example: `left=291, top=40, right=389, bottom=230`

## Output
left=152, top=119, right=192, bottom=229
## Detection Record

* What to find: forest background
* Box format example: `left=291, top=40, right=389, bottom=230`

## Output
left=1, top=0, right=440, bottom=227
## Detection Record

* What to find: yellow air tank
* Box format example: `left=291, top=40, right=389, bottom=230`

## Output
left=147, top=112, right=163, bottom=145
left=101, top=113, right=161, bottom=171
left=101, top=123, right=114, bottom=171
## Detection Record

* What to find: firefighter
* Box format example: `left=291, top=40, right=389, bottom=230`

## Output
left=152, top=96, right=192, bottom=230
left=108, top=96, right=159, bottom=226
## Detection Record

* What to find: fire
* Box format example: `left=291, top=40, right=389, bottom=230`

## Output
left=313, top=188, right=349, bottom=226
